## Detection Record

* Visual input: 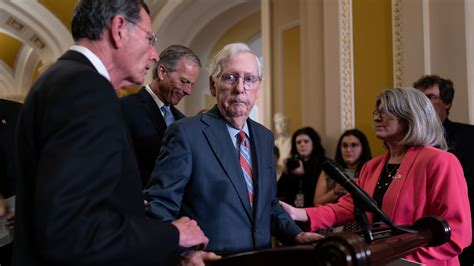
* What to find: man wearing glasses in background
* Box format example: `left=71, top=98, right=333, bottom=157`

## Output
left=414, top=75, right=474, bottom=266
left=120, top=45, right=200, bottom=187
left=13, top=1, right=214, bottom=265
left=144, top=43, right=322, bottom=256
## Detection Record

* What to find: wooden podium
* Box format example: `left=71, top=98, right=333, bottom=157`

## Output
left=208, top=216, right=450, bottom=266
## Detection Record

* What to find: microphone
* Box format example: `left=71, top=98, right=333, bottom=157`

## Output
left=321, top=159, right=394, bottom=227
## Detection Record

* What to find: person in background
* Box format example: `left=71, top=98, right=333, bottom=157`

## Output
left=314, top=129, right=372, bottom=206
left=0, top=99, right=22, bottom=266
left=13, top=1, right=213, bottom=265
left=277, top=127, right=327, bottom=208
left=414, top=75, right=474, bottom=266
left=144, top=43, right=322, bottom=256
left=281, top=88, right=471, bottom=266
left=120, top=45, right=201, bottom=187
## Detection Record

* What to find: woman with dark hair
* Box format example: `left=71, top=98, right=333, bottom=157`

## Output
left=277, top=127, right=327, bottom=208
left=314, top=129, right=372, bottom=206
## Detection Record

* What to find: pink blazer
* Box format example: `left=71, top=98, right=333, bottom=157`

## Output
left=305, top=146, right=471, bottom=265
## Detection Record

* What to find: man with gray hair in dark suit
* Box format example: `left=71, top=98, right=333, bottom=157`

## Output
left=13, top=1, right=214, bottom=265
left=120, top=45, right=201, bottom=187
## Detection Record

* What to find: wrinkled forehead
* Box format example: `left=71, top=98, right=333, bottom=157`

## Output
left=221, top=52, right=258, bottom=74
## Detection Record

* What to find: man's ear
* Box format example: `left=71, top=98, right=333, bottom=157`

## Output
left=157, top=65, right=167, bottom=81
left=209, top=76, right=217, bottom=97
left=109, top=15, right=127, bottom=48
left=446, top=102, right=452, bottom=111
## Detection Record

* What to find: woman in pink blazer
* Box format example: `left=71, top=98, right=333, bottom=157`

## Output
left=281, top=88, right=471, bottom=265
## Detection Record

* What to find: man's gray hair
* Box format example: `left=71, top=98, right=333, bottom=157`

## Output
left=208, top=43, right=262, bottom=83
left=375, top=87, right=447, bottom=150
left=71, top=0, right=149, bottom=41
left=152, top=45, right=201, bottom=80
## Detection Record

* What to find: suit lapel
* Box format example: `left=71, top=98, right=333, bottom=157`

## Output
left=248, top=120, right=265, bottom=219
left=170, top=106, right=185, bottom=120
left=137, top=88, right=166, bottom=132
left=202, top=107, right=254, bottom=220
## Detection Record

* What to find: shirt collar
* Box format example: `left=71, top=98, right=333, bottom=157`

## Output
left=145, top=85, right=166, bottom=108
left=70, top=45, right=110, bottom=81
left=226, top=121, right=250, bottom=148
left=145, top=85, right=171, bottom=118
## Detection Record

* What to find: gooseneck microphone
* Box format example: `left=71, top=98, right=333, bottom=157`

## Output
left=321, top=159, right=416, bottom=234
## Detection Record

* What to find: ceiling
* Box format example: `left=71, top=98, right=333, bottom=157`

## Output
left=0, top=0, right=261, bottom=101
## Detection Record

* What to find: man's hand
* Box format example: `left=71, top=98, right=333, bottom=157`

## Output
left=295, top=232, right=324, bottom=244
left=180, top=251, right=221, bottom=266
left=172, top=217, right=209, bottom=248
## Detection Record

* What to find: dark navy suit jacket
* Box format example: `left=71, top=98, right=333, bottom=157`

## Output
left=444, top=118, right=474, bottom=265
left=120, top=88, right=185, bottom=187
left=14, top=50, right=179, bottom=266
left=0, top=99, right=22, bottom=198
left=144, top=105, right=302, bottom=256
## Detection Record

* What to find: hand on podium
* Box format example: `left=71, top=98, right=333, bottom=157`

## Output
left=180, top=250, right=221, bottom=266
left=295, top=231, right=324, bottom=244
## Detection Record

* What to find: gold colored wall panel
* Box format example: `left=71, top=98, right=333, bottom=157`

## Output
left=283, top=26, right=301, bottom=133
left=38, top=0, right=76, bottom=31
left=353, top=0, right=393, bottom=156
left=0, top=33, right=22, bottom=69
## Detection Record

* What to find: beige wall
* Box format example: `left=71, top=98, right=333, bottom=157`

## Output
left=270, top=0, right=301, bottom=134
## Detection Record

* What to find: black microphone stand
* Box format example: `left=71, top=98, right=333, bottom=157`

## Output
left=353, top=197, right=375, bottom=243
left=321, top=159, right=418, bottom=243
left=352, top=194, right=418, bottom=244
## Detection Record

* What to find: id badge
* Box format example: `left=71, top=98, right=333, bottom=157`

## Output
left=294, top=193, right=304, bottom=207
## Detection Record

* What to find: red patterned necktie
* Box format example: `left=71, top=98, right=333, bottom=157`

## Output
left=238, top=130, right=254, bottom=206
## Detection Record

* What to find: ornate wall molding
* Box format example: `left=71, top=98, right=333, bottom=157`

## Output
left=0, top=59, right=17, bottom=100
left=466, top=0, right=474, bottom=123
left=392, top=0, right=403, bottom=87
left=0, top=1, right=72, bottom=100
left=339, top=0, right=354, bottom=130
left=0, top=1, right=72, bottom=64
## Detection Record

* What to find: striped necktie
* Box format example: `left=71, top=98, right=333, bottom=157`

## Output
left=238, top=130, right=254, bottom=206
left=161, top=105, right=174, bottom=126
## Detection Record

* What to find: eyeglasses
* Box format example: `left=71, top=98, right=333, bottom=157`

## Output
left=425, top=94, right=440, bottom=101
left=218, top=73, right=260, bottom=90
left=125, top=18, right=158, bottom=48
left=372, top=109, right=393, bottom=120
left=341, top=142, right=360, bottom=149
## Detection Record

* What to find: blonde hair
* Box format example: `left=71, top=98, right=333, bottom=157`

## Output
left=375, top=87, right=447, bottom=150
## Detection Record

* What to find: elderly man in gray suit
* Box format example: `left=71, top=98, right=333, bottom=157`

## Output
left=144, top=43, right=321, bottom=256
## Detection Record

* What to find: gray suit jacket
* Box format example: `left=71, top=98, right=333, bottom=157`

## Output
left=144, top=105, right=301, bottom=256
